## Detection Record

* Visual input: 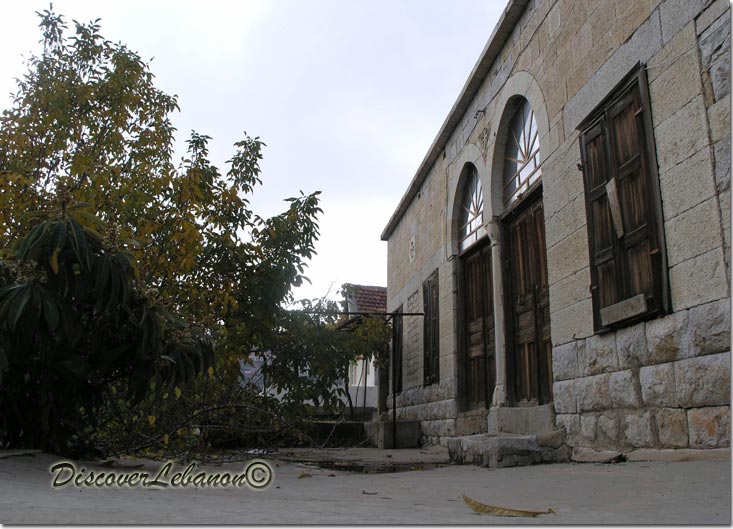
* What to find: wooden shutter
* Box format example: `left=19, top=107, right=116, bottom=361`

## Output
left=581, top=118, right=621, bottom=325
left=392, top=305, right=403, bottom=394
left=423, top=270, right=440, bottom=385
left=607, top=82, right=664, bottom=313
left=579, top=66, right=667, bottom=330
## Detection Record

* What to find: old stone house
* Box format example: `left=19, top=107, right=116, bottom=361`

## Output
left=381, top=0, right=730, bottom=454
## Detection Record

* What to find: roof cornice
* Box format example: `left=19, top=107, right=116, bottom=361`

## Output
left=380, top=0, right=530, bottom=241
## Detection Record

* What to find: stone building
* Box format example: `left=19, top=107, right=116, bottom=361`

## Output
left=381, top=0, right=731, bottom=454
left=341, top=283, right=388, bottom=409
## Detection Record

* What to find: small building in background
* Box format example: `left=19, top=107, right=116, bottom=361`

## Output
left=341, top=283, right=387, bottom=411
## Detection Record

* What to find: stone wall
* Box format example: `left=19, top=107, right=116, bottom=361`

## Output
left=386, top=143, right=460, bottom=441
left=554, top=299, right=731, bottom=450
left=384, top=0, right=731, bottom=449
left=547, top=0, right=731, bottom=451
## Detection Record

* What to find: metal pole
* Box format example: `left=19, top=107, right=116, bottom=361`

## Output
left=391, top=314, right=399, bottom=449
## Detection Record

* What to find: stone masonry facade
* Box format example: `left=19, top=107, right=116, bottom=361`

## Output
left=548, top=0, right=731, bottom=452
left=382, top=0, right=731, bottom=451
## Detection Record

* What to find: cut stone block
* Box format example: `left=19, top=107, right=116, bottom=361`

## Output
left=581, top=333, right=619, bottom=376
left=674, top=353, right=731, bottom=407
left=576, top=374, right=611, bottom=412
left=689, top=300, right=731, bottom=356
left=610, top=369, right=642, bottom=408
left=656, top=408, right=689, bottom=448
left=624, top=412, right=655, bottom=447
left=616, top=322, right=647, bottom=369
left=553, top=380, right=577, bottom=414
left=640, top=363, right=677, bottom=407
left=688, top=406, right=731, bottom=448
left=645, top=311, right=690, bottom=365
left=487, top=403, right=555, bottom=435
left=552, top=341, right=580, bottom=381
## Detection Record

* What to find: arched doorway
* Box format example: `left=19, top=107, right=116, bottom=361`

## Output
left=500, top=98, right=552, bottom=406
left=457, top=164, right=495, bottom=410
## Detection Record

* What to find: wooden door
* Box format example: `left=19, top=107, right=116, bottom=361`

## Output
left=505, top=195, right=552, bottom=405
left=462, top=241, right=495, bottom=408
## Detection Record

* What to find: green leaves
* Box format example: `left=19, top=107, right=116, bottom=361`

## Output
left=68, top=216, right=91, bottom=270
left=0, top=207, right=214, bottom=453
left=0, top=8, right=179, bottom=244
left=0, top=283, right=33, bottom=332
left=40, top=287, right=60, bottom=332
left=48, top=220, right=67, bottom=273
left=17, top=221, right=52, bottom=262
left=252, top=297, right=389, bottom=416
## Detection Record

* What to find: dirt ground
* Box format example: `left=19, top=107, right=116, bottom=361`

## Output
left=0, top=447, right=729, bottom=524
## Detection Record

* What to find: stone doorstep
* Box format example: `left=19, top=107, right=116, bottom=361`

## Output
left=447, top=432, right=571, bottom=468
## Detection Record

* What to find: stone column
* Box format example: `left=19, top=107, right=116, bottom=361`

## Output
left=489, top=217, right=506, bottom=408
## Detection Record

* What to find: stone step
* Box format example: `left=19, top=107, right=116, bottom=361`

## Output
left=447, top=431, right=570, bottom=468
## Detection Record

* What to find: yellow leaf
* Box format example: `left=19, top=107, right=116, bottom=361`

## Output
left=207, top=366, right=214, bottom=377
left=148, top=415, right=156, bottom=427
left=50, top=249, right=60, bottom=274
left=163, top=434, right=169, bottom=446
left=462, top=495, right=556, bottom=518
left=175, top=387, right=182, bottom=399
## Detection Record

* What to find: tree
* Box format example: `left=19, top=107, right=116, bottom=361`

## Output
left=0, top=8, right=321, bottom=454
left=256, top=297, right=391, bottom=417
left=0, top=9, right=320, bottom=338
left=0, top=205, right=213, bottom=454
left=88, top=296, right=392, bottom=457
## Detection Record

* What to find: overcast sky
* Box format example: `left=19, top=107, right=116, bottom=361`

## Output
left=0, top=0, right=507, bottom=302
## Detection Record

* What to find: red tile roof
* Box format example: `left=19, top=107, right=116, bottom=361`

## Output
left=344, top=284, right=387, bottom=314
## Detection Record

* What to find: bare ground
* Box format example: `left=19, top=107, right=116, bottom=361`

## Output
left=0, top=447, right=729, bottom=524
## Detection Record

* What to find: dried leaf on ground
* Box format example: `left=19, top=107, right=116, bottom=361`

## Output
left=298, top=472, right=312, bottom=479
left=462, top=495, right=557, bottom=517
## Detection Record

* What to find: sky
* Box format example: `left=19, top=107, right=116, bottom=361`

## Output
left=0, top=0, right=507, bottom=302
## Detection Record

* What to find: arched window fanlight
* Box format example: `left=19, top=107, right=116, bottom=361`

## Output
left=503, top=98, right=541, bottom=205
left=459, top=165, right=486, bottom=252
